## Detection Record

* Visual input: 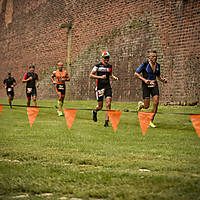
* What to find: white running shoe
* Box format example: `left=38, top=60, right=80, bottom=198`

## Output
left=137, top=101, right=143, bottom=112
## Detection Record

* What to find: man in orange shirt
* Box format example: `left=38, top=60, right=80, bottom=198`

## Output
left=51, top=62, right=70, bottom=116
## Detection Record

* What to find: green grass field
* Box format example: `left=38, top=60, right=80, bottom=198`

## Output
left=0, top=99, right=200, bottom=200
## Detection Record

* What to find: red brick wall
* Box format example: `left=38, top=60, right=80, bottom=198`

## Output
left=0, top=0, right=199, bottom=105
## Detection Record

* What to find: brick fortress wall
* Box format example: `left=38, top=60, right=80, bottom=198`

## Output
left=0, top=0, right=199, bottom=105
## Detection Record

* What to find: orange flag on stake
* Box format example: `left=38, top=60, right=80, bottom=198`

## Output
left=63, top=109, right=78, bottom=130
left=27, top=107, right=39, bottom=127
left=0, top=105, right=3, bottom=115
left=107, top=110, right=122, bottom=132
left=190, top=115, right=200, bottom=137
left=138, top=112, right=154, bottom=136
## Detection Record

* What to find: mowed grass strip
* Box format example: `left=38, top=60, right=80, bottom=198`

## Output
left=0, top=99, right=200, bottom=200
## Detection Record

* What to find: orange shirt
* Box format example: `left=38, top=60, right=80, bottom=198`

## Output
left=55, top=69, right=67, bottom=84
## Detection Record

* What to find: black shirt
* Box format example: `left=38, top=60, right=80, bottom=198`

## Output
left=23, top=72, right=38, bottom=88
left=3, top=77, right=16, bottom=89
left=92, top=62, right=112, bottom=89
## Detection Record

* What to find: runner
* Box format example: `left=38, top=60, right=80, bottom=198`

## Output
left=3, top=72, right=17, bottom=109
left=89, top=52, right=118, bottom=127
left=134, top=50, right=167, bottom=128
left=51, top=62, right=70, bottom=116
left=22, top=65, right=39, bottom=106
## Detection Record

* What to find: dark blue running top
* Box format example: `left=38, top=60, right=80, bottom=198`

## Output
left=136, top=61, right=160, bottom=80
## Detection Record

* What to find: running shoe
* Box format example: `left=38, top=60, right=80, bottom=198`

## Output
left=104, top=122, right=109, bottom=127
left=104, top=120, right=109, bottom=127
left=149, top=121, right=156, bottom=128
left=57, top=110, right=63, bottom=116
left=92, top=110, right=97, bottom=122
left=136, top=101, right=143, bottom=112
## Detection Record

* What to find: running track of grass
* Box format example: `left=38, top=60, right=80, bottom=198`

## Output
left=0, top=99, right=200, bottom=200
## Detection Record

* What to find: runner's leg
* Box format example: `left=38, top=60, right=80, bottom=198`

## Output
left=8, top=95, right=13, bottom=108
left=143, top=98, right=150, bottom=109
left=93, top=101, right=103, bottom=122
left=58, top=93, right=62, bottom=110
left=95, top=101, right=103, bottom=111
left=105, top=97, right=111, bottom=121
left=104, top=97, right=111, bottom=127
left=151, top=95, right=159, bottom=122
left=27, top=97, right=31, bottom=107
left=33, top=96, right=37, bottom=106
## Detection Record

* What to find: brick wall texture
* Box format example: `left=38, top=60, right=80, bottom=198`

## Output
left=0, top=0, right=199, bottom=105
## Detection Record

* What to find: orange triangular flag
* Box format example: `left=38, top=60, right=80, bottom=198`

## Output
left=107, top=111, right=122, bottom=132
left=190, top=115, right=200, bottom=137
left=27, top=107, right=39, bottom=127
left=63, top=109, right=78, bottom=130
left=0, top=105, right=3, bottom=115
left=138, top=112, right=154, bottom=136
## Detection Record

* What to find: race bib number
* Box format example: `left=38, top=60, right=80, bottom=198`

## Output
left=7, top=88, right=12, bottom=92
left=58, top=85, right=64, bottom=90
left=27, top=88, right=33, bottom=93
left=148, top=80, right=157, bottom=88
left=97, top=89, right=105, bottom=97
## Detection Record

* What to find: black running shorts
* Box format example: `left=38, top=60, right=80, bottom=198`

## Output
left=96, top=87, right=112, bottom=102
left=26, top=87, right=37, bottom=98
left=142, top=84, right=159, bottom=99
left=56, top=84, right=66, bottom=95
left=6, top=88, right=14, bottom=97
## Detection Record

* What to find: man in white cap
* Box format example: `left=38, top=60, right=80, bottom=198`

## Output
left=90, top=52, right=118, bottom=127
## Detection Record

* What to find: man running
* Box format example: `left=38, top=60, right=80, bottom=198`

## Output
left=134, top=50, right=167, bottom=128
left=3, top=72, right=17, bottom=109
left=90, top=51, right=118, bottom=127
left=22, top=65, right=39, bottom=106
left=51, top=62, right=70, bottom=116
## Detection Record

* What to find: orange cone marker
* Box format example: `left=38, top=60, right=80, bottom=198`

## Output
left=107, top=110, right=122, bottom=132
left=63, top=109, right=78, bottom=130
left=27, top=107, right=39, bottom=127
left=138, top=112, right=154, bottom=136
left=190, top=115, right=200, bottom=137
left=0, top=105, right=3, bottom=115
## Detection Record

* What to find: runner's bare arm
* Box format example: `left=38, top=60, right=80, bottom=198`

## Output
left=12, top=81, right=17, bottom=87
left=89, top=70, right=106, bottom=79
left=110, top=73, right=118, bottom=81
left=22, top=74, right=32, bottom=83
left=51, top=71, right=56, bottom=83
left=134, top=72, right=150, bottom=84
left=35, top=80, right=39, bottom=87
left=157, top=75, right=167, bottom=83
left=13, top=81, right=17, bottom=87
left=65, top=72, right=70, bottom=81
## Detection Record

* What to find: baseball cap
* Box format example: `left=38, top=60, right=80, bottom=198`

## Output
left=102, top=51, right=110, bottom=58
left=8, top=72, right=11, bottom=75
left=57, top=62, right=63, bottom=66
